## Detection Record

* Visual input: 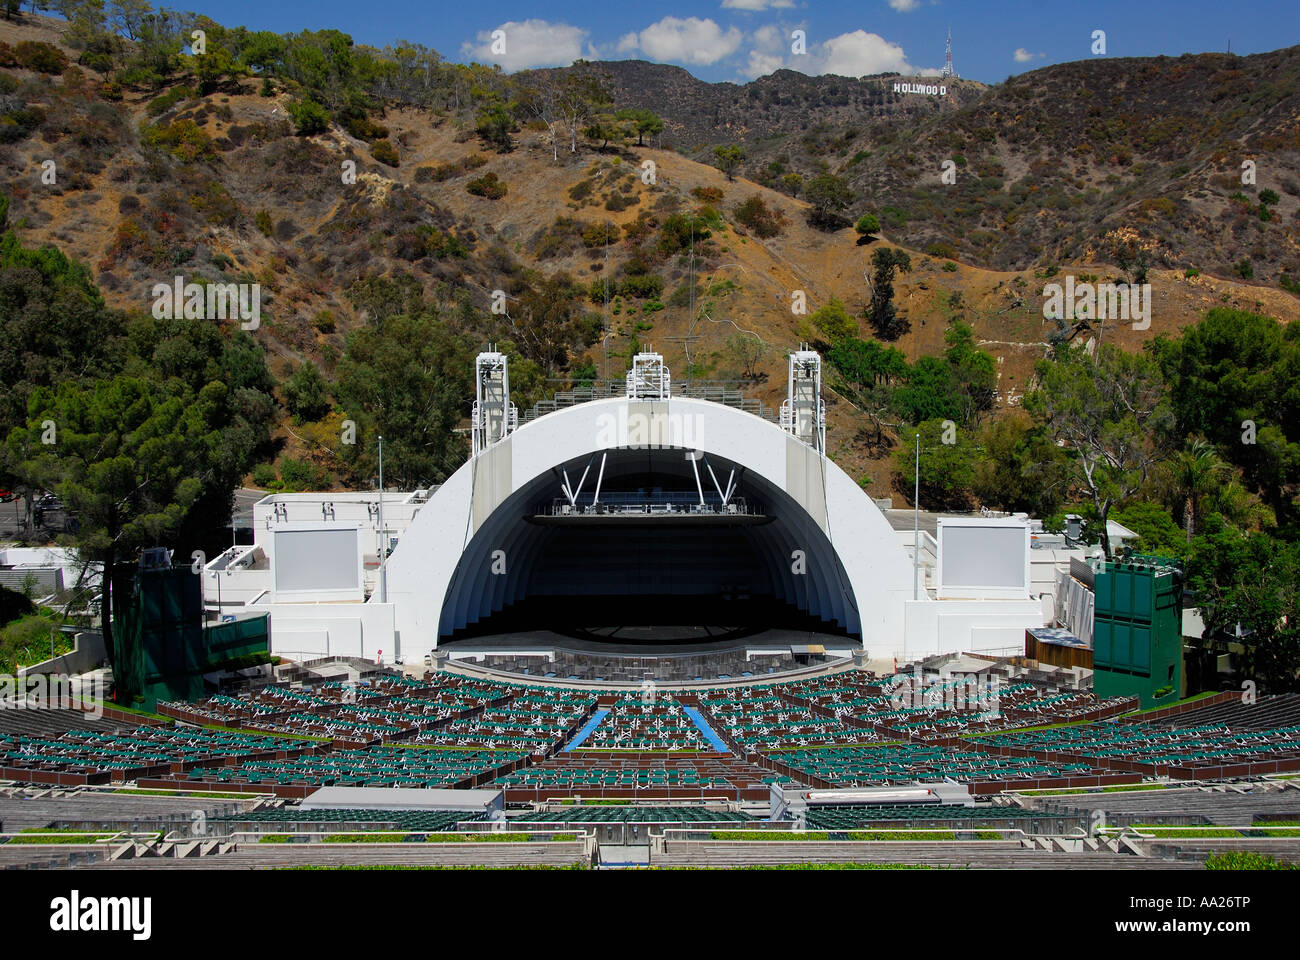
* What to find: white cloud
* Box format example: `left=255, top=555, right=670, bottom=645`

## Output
left=1013, top=48, right=1044, bottom=63
left=742, top=27, right=932, bottom=80
left=888, top=0, right=922, bottom=11
left=750, top=23, right=785, bottom=50
left=621, top=16, right=744, bottom=66
left=821, top=30, right=914, bottom=77
left=747, top=50, right=787, bottom=77
left=722, top=0, right=796, bottom=9
left=461, top=20, right=588, bottom=72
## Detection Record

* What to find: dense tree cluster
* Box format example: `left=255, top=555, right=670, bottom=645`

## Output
left=0, top=215, right=277, bottom=652
left=824, top=305, right=1299, bottom=690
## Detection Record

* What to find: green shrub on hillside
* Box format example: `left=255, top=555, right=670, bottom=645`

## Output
left=141, top=119, right=216, bottom=163
left=146, top=86, right=196, bottom=117
left=371, top=139, right=399, bottom=167
left=14, top=41, right=67, bottom=74
left=279, top=458, right=330, bottom=492
left=417, top=154, right=487, bottom=183
left=466, top=172, right=507, bottom=199
left=287, top=98, right=330, bottom=136
left=581, top=220, right=619, bottom=248
left=734, top=196, right=785, bottom=239
left=0, top=614, right=73, bottom=674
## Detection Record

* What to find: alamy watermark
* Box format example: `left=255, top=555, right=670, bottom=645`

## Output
left=49, top=891, right=150, bottom=941
left=151, top=276, right=261, bottom=330
left=887, top=667, right=1002, bottom=716
left=595, top=408, right=706, bottom=450
left=1, top=673, right=105, bottom=718
left=1042, top=275, right=1151, bottom=331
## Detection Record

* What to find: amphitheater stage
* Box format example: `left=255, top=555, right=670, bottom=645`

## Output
left=435, top=627, right=859, bottom=686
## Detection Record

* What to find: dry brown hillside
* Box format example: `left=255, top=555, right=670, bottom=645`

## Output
left=2, top=13, right=1297, bottom=498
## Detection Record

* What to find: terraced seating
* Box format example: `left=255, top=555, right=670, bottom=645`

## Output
left=416, top=690, right=595, bottom=753
left=167, top=746, right=522, bottom=791
left=0, top=709, right=135, bottom=738
left=582, top=695, right=711, bottom=751
left=90, top=841, right=589, bottom=870
left=17, top=670, right=1262, bottom=807
left=168, top=672, right=521, bottom=736
left=698, top=690, right=870, bottom=749
left=254, top=686, right=337, bottom=710
left=689, top=672, right=1131, bottom=748
left=774, top=670, right=1132, bottom=739
left=0, top=707, right=139, bottom=738
left=272, top=712, right=405, bottom=741
left=380, top=695, right=478, bottom=720
left=511, top=805, right=754, bottom=824
left=208, top=806, right=487, bottom=831
left=495, top=753, right=788, bottom=800
left=366, top=673, right=517, bottom=711
left=776, top=744, right=1093, bottom=787
left=1032, top=782, right=1300, bottom=827
left=774, top=673, right=891, bottom=703
left=1140, top=837, right=1300, bottom=865
left=652, top=840, right=1204, bottom=870
left=0, top=725, right=308, bottom=781
left=804, top=803, right=1073, bottom=830
left=1138, top=693, right=1300, bottom=732
left=158, top=695, right=278, bottom=722
left=0, top=790, right=251, bottom=832
left=977, top=721, right=1300, bottom=775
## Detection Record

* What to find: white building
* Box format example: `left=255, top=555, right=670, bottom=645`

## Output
left=0, top=546, right=100, bottom=601
left=205, top=350, right=1080, bottom=666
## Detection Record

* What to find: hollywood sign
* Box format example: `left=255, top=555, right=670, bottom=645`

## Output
left=892, top=82, right=947, bottom=96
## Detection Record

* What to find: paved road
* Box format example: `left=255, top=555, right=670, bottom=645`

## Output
left=0, top=501, right=75, bottom=541
left=1, top=488, right=265, bottom=543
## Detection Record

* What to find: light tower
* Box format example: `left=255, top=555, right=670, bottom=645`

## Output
left=626, top=349, right=670, bottom=400
left=941, top=26, right=957, bottom=79
left=781, top=348, right=825, bottom=454
left=471, top=348, right=516, bottom=457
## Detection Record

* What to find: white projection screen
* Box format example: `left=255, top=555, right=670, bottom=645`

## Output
left=937, top=521, right=1029, bottom=598
left=274, top=528, right=360, bottom=593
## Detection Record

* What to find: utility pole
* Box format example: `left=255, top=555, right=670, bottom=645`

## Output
left=913, top=432, right=920, bottom=601
left=377, top=436, right=387, bottom=604
left=603, top=229, right=610, bottom=387
left=688, top=220, right=696, bottom=385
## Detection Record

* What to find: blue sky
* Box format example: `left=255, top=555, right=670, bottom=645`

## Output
left=178, top=0, right=1297, bottom=84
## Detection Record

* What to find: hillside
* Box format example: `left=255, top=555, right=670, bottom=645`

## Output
left=571, top=59, right=986, bottom=151
left=727, top=48, right=1300, bottom=281
left=1, top=12, right=1298, bottom=503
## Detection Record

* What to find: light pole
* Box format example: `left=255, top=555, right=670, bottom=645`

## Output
left=377, top=435, right=387, bottom=604
left=913, top=432, right=920, bottom=601
left=603, top=229, right=610, bottom=386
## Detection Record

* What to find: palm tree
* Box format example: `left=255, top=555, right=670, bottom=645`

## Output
left=1165, top=437, right=1228, bottom=542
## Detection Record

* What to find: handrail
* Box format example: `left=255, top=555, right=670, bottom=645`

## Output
left=545, top=496, right=754, bottom=518
left=658, top=826, right=1031, bottom=842
left=517, top=381, right=777, bottom=426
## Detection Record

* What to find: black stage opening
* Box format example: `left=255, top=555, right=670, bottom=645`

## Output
left=438, top=449, right=860, bottom=644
